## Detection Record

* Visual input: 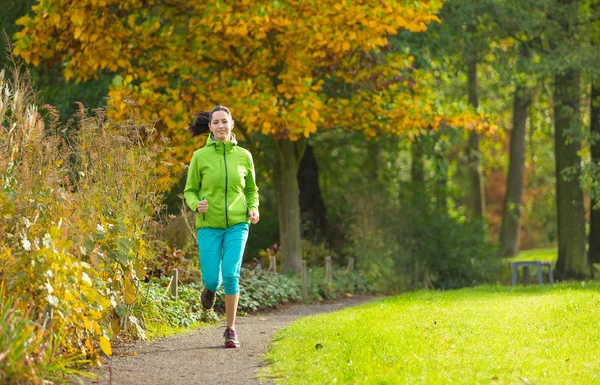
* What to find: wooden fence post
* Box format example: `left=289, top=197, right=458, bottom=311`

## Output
left=346, top=257, right=354, bottom=271
left=170, top=269, right=178, bottom=300
left=325, top=256, right=332, bottom=282
left=301, top=260, right=308, bottom=301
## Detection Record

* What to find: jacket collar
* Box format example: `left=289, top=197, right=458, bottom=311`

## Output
left=205, top=132, right=238, bottom=152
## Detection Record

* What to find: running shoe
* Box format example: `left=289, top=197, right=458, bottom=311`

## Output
left=223, top=327, right=240, bottom=348
left=201, top=288, right=216, bottom=310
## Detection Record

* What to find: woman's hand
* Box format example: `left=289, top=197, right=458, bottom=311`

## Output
left=249, top=210, right=260, bottom=224
left=196, top=199, right=208, bottom=213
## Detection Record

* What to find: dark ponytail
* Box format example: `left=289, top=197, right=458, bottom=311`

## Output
left=188, top=106, right=232, bottom=137
left=188, top=111, right=210, bottom=137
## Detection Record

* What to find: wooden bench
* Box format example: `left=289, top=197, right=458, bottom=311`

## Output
left=511, top=260, right=554, bottom=286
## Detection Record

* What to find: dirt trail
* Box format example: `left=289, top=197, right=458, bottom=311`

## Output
left=87, top=295, right=376, bottom=385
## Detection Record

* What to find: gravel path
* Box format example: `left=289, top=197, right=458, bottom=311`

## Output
left=87, top=295, right=376, bottom=385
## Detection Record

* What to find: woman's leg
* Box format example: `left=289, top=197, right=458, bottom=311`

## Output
left=197, top=228, right=224, bottom=292
left=224, top=293, right=239, bottom=329
left=222, top=223, right=249, bottom=329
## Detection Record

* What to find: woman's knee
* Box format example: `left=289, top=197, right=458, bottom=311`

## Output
left=223, top=276, right=239, bottom=295
left=203, top=276, right=222, bottom=291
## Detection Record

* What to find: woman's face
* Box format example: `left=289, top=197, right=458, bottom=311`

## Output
left=209, top=110, right=234, bottom=142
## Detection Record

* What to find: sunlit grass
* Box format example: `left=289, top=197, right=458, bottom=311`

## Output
left=500, top=248, right=558, bottom=283
left=512, top=247, right=558, bottom=263
left=262, top=282, right=600, bottom=385
left=504, top=248, right=599, bottom=280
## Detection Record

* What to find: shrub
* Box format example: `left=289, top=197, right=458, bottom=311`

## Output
left=303, top=266, right=372, bottom=302
left=129, top=267, right=301, bottom=336
left=401, top=214, right=502, bottom=289
left=0, top=63, right=171, bottom=375
left=133, top=279, right=219, bottom=333
left=347, top=189, right=501, bottom=292
left=302, top=240, right=339, bottom=266
left=213, top=268, right=301, bottom=313
left=0, top=285, right=91, bottom=384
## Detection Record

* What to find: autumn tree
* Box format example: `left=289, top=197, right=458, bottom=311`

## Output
left=431, top=0, right=493, bottom=219
left=1, top=0, right=111, bottom=120
left=490, top=0, right=593, bottom=270
left=14, top=0, right=497, bottom=272
left=482, top=2, right=536, bottom=257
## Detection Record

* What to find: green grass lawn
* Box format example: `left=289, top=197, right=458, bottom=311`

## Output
left=262, top=282, right=600, bottom=385
left=501, top=248, right=559, bottom=284
left=512, top=247, right=558, bottom=263
left=503, top=248, right=599, bottom=281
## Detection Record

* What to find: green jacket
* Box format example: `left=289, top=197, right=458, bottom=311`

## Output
left=184, top=134, right=259, bottom=229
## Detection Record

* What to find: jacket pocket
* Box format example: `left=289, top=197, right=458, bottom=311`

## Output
left=242, top=195, right=249, bottom=219
left=227, top=194, right=247, bottom=223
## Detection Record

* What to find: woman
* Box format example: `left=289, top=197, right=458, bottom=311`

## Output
left=184, top=106, right=259, bottom=348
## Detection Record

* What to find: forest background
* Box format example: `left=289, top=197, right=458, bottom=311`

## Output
left=1, top=0, right=599, bottom=382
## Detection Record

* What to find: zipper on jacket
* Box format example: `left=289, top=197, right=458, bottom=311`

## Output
left=223, top=146, right=229, bottom=228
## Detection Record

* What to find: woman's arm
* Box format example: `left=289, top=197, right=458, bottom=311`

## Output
left=183, top=152, right=202, bottom=212
left=244, top=153, right=259, bottom=220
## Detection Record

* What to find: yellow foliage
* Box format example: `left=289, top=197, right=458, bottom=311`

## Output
left=123, top=277, right=137, bottom=305
left=12, top=0, right=496, bottom=188
left=99, top=335, right=112, bottom=356
left=14, top=0, right=446, bottom=139
left=0, top=67, right=169, bottom=367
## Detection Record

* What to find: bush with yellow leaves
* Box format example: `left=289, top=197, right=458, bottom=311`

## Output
left=0, top=65, right=172, bottom=383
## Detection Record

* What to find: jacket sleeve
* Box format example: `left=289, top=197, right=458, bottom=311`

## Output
left=244, top=153, right=259, bottom=211
left=184, top=152, right=201, bottom=212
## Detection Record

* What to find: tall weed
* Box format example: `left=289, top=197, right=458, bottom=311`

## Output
left=0, top=284, right=92, bottom=384
left=0, top=63, right=171, bottom=378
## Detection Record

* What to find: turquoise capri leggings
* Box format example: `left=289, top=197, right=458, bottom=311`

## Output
left=197, top=223, right=249, bottom=295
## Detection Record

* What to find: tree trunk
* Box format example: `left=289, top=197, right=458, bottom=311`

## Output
left=466, top=57, right=485, bottom=218
left=433, top=136, right=448, bottom=214
left=298, top=142, right=328, bottom=242
left=500, top=83, right=531, bottom=257
left=274, top=138, right=305, bottom=274
left=410, top=138, right=427, bottom=214
left=366, top=140, right=381, bottom=182
left=411, top=138, right=425, bottom=193
left=589, top=83, right=600, bottom=265
left=553, top=68, right=589, bottom=278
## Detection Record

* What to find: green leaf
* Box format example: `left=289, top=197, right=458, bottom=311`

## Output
left=112, top=75, right=123, bottom=87
left=116, top=304, right=129, bottom=317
